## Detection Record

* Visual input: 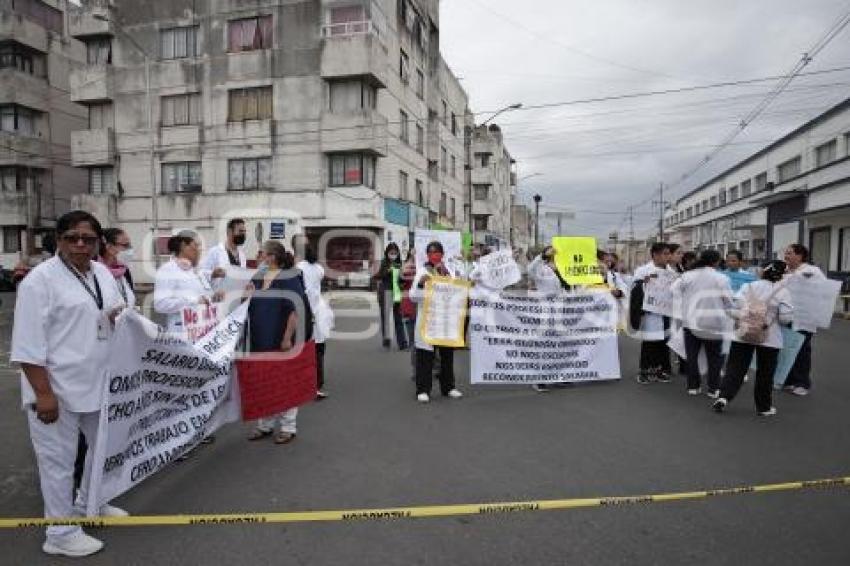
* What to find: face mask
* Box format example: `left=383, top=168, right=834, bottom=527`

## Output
left=427, top=252, right=443, bottom=265
left=117, top=248, right=135, bottom=264
left=388, top=253, right=399, bottom=261
left=233, top=234, right=247, bottom=246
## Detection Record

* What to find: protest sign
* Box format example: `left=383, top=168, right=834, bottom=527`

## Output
left=236, top=341, right=318, bottom=421
left=87, top=303, right=248, bottom=516
left=477, top=249, right=521, bottom=290
left=470, top=290, right=620, bottom=384
left=551, top=237, right=604, bottom=286
left=415, top=230, right=463, bottom=274
left=419, top=276, right=471, bottom=347
left=787, top=277, right=841, bottom=330
left=181, top=303, right=222, bottom=343
left=642, top=270, right=679, bottom=318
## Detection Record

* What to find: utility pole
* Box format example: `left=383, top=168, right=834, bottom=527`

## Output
left=533, top=194, right=542, bottom=249
left=627, top=206, right=635, bottom=271
left=653, top=183, right=669, bottom=243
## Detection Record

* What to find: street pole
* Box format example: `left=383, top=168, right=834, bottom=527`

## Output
left=658, top=182, right=664, bottom=242
left=145, top=54, right=159, bottom=265
left=533, top=194, right=542, bottom=249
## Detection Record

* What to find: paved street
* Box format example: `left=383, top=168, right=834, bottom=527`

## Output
left=1, top=292, right=849, bottom=565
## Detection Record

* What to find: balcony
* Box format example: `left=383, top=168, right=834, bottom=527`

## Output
left=471, top=199, right=496, bottom=216
left=0, top=69, right=48, bottom=110
left=71, top=128, right=116, bottom=167
left=0, top=132, right=49, bottom=167
left=70, top=66, right=114, bottom=103
left=321, top=30, right=388, bottom=89
left=320, top=110, right=388, bottom=157
left=0, top=192, right=28, bottom=224
left=69, top=5, right=115, bottom=39
left=471, top=168, right=494, bottom=186
left=0, top=8, right=49, bottom=52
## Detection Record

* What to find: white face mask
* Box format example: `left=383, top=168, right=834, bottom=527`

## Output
left=117, top=248, right=135, bottom=264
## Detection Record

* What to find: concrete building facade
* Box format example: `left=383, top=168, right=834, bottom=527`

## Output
left=470, top=123, right=514, bottom=249
left=0, top=0, right=87, bottom=269
left=665, top=97, right=850, bottom=277
left=67, top=0, right=482, bottom=286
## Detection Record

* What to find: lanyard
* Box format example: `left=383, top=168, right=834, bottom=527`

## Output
left=117, top=276, right=128, bottom=302
left=60, top=256, right=104, bottom=310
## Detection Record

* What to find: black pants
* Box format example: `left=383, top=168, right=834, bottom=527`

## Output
left=639, top=340, right=671, bottom=374
left=721, top=342, right=778, bottom=413
left=316, top=342, right=326, bottom=390
left=683, top=328, right=724, bottom=391
left=415, top=347, right=455, bottom=395
left=785, top=331, right=813, bottom=389
left=377, top=289, right=407, bottom=349
left=73, top=433, right=87, bottom=495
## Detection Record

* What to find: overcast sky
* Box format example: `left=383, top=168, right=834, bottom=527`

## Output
left=440, top=0, right=850, bottom=242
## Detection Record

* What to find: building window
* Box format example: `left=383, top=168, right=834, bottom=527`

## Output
left=741, top=179, right=752, bottom=197
left=474, top=184, right=489, bottom=200
left=815, top=140, right=837, bottom=168
left=415, top=123, right=424, bottom=154
left=162, top=162, right=202, bottom=194
left=718, top=189, right=727, bottom=206
left=88, top=103, right=113, bottom=129
left=473, top=215, right=488, bottom=231
left=324, top=4, right=369, bottom=36
left=328, top=79, right=376, bottom=112
left=440, top=146, right=447, bottom=173
left=415, top=69, right=424, bottom=99
left=2, top=226, right=21, bottom=254
left=709, top=196, right=717, bottom=209
left=415, top=179, right=424, bottom=206
left=228, top=87, right=273, bottom=121
left=228, top=16, right=273, bottom=52
left=439, top=192, right=447, bottom=216
left=475, top=152, right=490, bottom=167
left=228, top=157, right=272, bottom=191
left=686, top=206, right=693, bottom=219
left=845, top=132, right=850, bottom=157
left=85, top=37, right=112, bottom=65
left=729, top=185, right=738, bottom=201
left=89, top=167, right=114, bottom=194
left=399, top=170, right=408, bottom=200
left=161, top=26, right=200, bottom=60
left=451, top=155, right=456, bottom=178
left=695, top=203, right=701, bottom=215
left=0, top=105, right=37, bottom=136
left=399, top=110, right=409, bottom=144
left=754, top=172, right=767, bottom=192
left=1, top=167, right=38, bottom=193
left=450, top=197, right=456, bottom=221
left=162, top=93, right=201, bottom=127
left=399, top=49, right=409, bottom=83
left=441, top=100, right=447, bottom=125
left=451, top=113, right=457, bottom=136
left=702, top=199, right=709, bottom=211
left=776, top=157, right=801, bottom=183
left=328, top=153, right=375, bottom=188
left=0, top=42, right=47, bottom=77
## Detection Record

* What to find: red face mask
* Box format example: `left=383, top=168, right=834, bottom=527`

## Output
left=427, top=252, right=443, bottom=265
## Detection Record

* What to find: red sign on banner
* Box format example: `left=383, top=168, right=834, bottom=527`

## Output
left=236, top=341, right=318, bottom=421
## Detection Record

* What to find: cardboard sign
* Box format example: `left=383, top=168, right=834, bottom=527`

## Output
left=551, top=237, right=604, bottom=286
left=478, top=249, right=521, bottom=290
left=236, top=341, right=318, bottom=421
left=182, top=303, right=222, bottom=343
left=419, top=276, right=471, bottom=347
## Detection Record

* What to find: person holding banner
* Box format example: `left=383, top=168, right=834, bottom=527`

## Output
left=782, top=244, right=826, bottom=396
left=11, top=211, right=128, bottom=558
left=247, top=242, right=314, bottom=443
left=297, top=244, right=330, bottom=400
left=99, top=228, right=136, bottom=308
left=409, top=241, right=464, bottom=403
left=375, top=243, right=407, bottom=350
left=671, top=250, right=734, bottom=397
left=713, top=261, right=793, bottom=416
left=528, top=245, right=571, bottom=296
left=153, top=231, right=223, bottom=336
left=632, top=243, right=673, bottom=384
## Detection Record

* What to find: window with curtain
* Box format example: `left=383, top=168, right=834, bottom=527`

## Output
left=86, top=38, right=112, bottom=65
left=328, top=5, right=367, bottom=35
left=228, top=87, right=273, bottom=121
left=162, top=93, right=201, bottom=126
left=228, top=16, right=273, bottom=52
left=0, top=105, right=37, bottom=136
left=88, top=103, right=113, bottom=129
left=328, top=80, right=375, bottom=112
left=89, top=167, right=114, bottom=194
left=161, top=26, right=200, bottom=60
left=161, top=162, right=202, bottom=193
left=0, top=42, right=47, bottom=77
left=328, top=153, right=375, bottom=187
left=228, top=158, right=272, bottom=191
left=2, top=226, right=22, bottom=254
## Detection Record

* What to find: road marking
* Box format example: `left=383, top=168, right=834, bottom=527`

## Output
left=1, top=476, right=847, bottom=529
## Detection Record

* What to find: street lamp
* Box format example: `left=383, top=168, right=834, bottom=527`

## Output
left=480, top=102, right=522, bottom=126
left=533, top=194, right=542, bottom=249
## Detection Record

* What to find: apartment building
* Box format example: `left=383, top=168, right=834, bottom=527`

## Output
left=470, top=123, right=515, bottom=249
left=510, top=202, right=533, bottom=255
left=0, top=0, right=87, bottom=269
left=67, top=0, right=477, bottom=286
left=665, top=97, right=850, bottom=276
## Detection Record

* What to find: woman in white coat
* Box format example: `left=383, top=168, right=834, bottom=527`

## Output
left=153, top=231, right=221, bottom=336
left=782, top=244, right=826, bottom=395
left=296, top=244, right=332, bottom=399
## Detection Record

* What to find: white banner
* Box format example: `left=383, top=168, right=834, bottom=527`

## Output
left=414, top=230, right=463, bottom=275
left=477, top=249, right=521, bottom=290
left=788, top=277, right=841, bottom=330
left=470, top=291, right=621, bottom=384
left=642, top=270, right=679, bottom=318
left=87, top=302, right=248, bottom=515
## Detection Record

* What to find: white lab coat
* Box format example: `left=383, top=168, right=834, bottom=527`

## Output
left=784, top=263, right=827, bottom=333
left=633, top=261, right=669, bottom=341
left=670, top=267, right=734, bottom=339
left=528, top=255, right=563, bottom=296
left=114, top=271, right=136, bottom=308
left=731, top=280, right=793, bottom=349
left=200, top=242, right=247, bottom=272
left=153, top=258, right=214, bottom=334
left=297, top=260, right=332, bottom=343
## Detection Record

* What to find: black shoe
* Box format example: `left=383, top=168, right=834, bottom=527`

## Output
left=636, top=373, right=653, bottom=385
left=656, top=372, right=672, bottom=383
left=382, top=339, right=391, bottom=348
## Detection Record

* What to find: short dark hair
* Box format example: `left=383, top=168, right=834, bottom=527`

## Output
left=426, top=241, right=444, bottom=254
left=167, top=231, right=197, bottom=255
left=667, top=243, right=681, bottom=253
left=787, top=243, right=809, bottom=262
left=596, top=249, right=608, bottom=261
left=650, top=243, right=669, bottom=256
left=57, top=210, right=102, bottom=238
left=694, top=249, right=722, bottom=269
left=226, top=218, right=245, bottom=232
left=762, top=260, right=786, bottom=283
left=304, top=245, right=318, bottom=264
left=102, top=228, right=126, bottom=246
left=726, top=250, right=744, bottom=261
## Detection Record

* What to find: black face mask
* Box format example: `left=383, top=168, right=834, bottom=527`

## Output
left=233, top=234, right=246, bottom=246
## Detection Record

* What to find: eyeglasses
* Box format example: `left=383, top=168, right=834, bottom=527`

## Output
left=61, top=233, right=99, bottom=246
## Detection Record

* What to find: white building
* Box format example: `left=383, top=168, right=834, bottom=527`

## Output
left=665, top=97, right=850, bottom=276
left=470, top=123, right=515, bottom=249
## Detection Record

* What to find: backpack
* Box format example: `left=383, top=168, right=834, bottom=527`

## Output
left=734, top=284, right=778, bottom=344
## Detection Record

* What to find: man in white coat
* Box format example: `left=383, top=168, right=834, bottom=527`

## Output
left=11, top=211, right=129, bottom=557
left=633, top=243, right=673, bottom=384
left=200, top=218, right=248, bottom=275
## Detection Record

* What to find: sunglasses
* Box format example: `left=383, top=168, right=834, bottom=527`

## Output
left=61, top=233, right=99, bottom=246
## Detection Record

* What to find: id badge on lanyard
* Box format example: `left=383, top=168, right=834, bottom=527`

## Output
left=97, top=312, right=110, bottom=341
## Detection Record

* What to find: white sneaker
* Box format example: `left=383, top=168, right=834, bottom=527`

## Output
left=687, top=388, right=701, bottom=396
left=712, top=398, right=728, bottom=413
left=758, top=407, right=778, bottom=417
left=447, top=389, right=463, bottom=399
left=43, top=531, right=104, bottom=557
left=706, top=390, right=720, bottom=400
left=416, top=393, right=430, bottom=403
left=99, top=504, right=129, bottom=517
left=791, top=387, right=809, bottom=396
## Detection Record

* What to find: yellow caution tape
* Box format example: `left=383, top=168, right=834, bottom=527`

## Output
left=1, top=476, right=847, bottom=529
